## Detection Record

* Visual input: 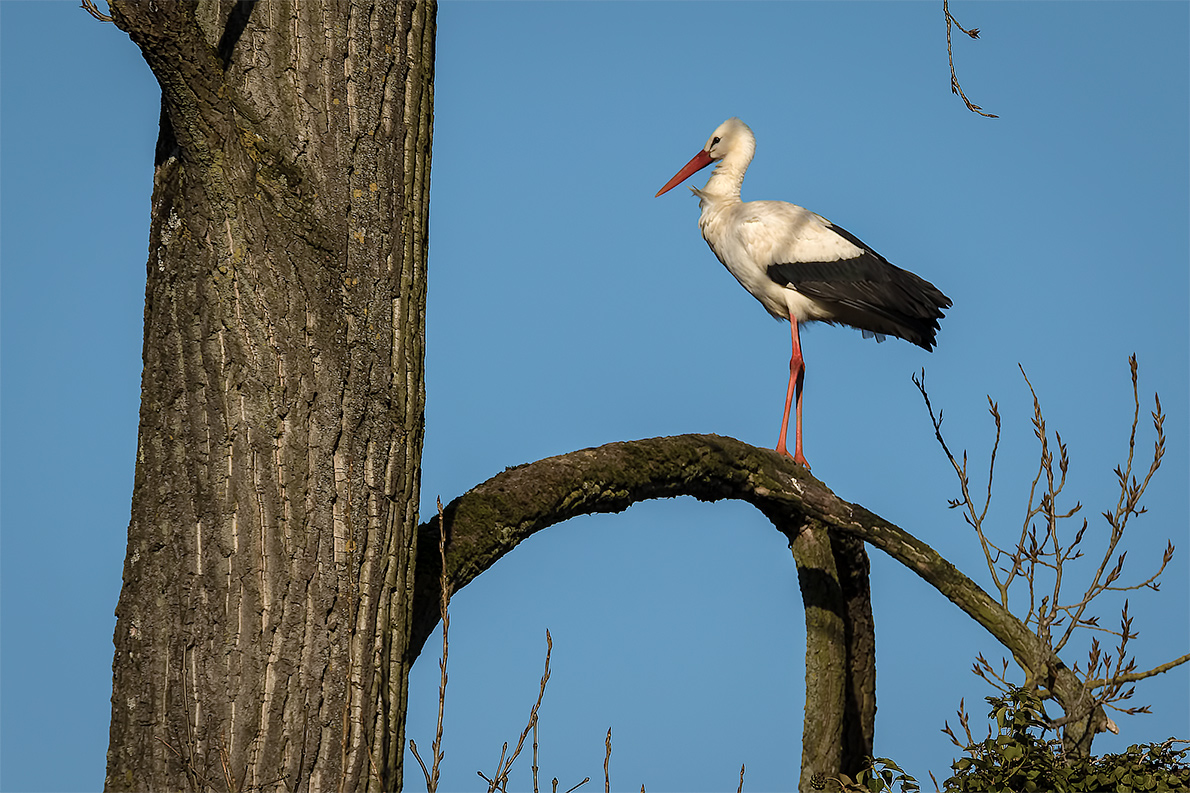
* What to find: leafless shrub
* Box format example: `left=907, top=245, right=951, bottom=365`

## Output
left=915, top=355, right=1187, bottom=731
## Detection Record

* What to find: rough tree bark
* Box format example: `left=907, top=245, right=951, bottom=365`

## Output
left=105, top=2, right=434, bottom=791
left=789, top=526, right=877, bottom=789
left=98, top=3, right=1116, bottom=789
left=407, top=434, right=1115, bottom=783
left=407, top=434, right=880, bottom=787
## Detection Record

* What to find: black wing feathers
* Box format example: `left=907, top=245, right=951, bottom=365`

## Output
left=768, top=223, right=952, bottom=350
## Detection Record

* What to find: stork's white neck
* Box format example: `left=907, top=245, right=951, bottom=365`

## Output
left=696, top=129, right=755, bottom=202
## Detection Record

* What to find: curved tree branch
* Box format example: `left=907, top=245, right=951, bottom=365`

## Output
left=410, top=433, right=876, bottom=783
left=410, top=434, right=813, bottom=656
left=408, top=433, right=1116, bottom=759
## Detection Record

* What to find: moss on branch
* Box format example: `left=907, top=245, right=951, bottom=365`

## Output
left=409, top=433, right=1115, bottom=760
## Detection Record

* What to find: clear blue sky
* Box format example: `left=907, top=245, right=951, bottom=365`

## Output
left=2, top=3, right=1187, bottom=791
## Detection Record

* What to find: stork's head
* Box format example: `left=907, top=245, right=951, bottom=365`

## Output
left=656, top=117, right=755, bottom=197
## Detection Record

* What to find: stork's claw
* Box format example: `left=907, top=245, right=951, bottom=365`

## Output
left=775, top=443, right=811, bottom=470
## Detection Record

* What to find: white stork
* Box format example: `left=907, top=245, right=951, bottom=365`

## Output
left=656, top=117, right=951, bottom=468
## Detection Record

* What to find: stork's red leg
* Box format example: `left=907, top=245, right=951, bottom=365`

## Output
left=775, top=312, right=809, bottom=468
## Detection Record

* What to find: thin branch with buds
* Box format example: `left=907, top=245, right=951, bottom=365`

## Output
left=603, top=728, right=612, bottom=793
left=1055, top=357, right=1167, bottom=654
left=943, top=0, right=997, bottom=117
left=914, top=371, right=1007, bottom=603
left=478, top=631, right=554, bottom=793
left=410, top=499, right=451, bottom=793
left=919, top=355, right=1177, bottom=745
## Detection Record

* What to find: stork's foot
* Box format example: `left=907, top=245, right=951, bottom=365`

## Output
left=775, top=442, right=811, bottom=470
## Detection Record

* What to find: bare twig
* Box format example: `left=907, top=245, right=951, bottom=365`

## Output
left=914, top=370, right=1007, bottom=603
left=604, top=728, right=612, bottom=793
left=922, top=356, right=1176, bottom=747
left=430, top=498, right=450, bottom=787
left=1085, top=651, right=1190, bottom=690
left=80, top=0, right=113, bottom=22
left=411, top=499, right=451, bottom=792
left=410, top=743, right=432, bottom=792
left=482, top=743, right=509, bottom=793
left=154, top=735, right=185, bottom=760
left=1055, top=355, right=1167, bottom=655
left=532, top=713, right=540, bottom=793
left=153, top=734, right=220, bottom=793
left=943, top=0, right=998, bottom=117
left=500, top=632, right=553, bottom=790
left=737, top=763, right=746, bottom=793
left=216, top=731, right=237, bottom=793
left=971, top=652, right=1013, bottom=694
left=480, top=630, right=553, bottom=792
left=366, top=749, right=383, bottom=788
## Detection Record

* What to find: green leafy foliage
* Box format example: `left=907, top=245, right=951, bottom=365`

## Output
left=831, top=757, right=921, bottom=793
left=832, top=689, right=1189, bottom=793
left=941, top=689, right=1190, bottom=792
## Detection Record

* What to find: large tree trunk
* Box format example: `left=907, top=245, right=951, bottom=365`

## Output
left=104, top=3, right=435, bottom=791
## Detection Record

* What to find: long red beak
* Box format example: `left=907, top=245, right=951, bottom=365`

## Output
left=655, top=149, right=715, bottom=197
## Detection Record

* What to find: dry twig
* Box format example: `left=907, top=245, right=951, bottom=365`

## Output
left=480, top=630, right=554, bottom=792
left=410, top=498, right=451, bottom=792
left=603, top=729, right=612, bottom=793
left=80, top=0, right=113, bottom=22
left=943, top=0, right=997, bottom=117
left=914, top=370, right=1006, bottom=602
left=919, top=356, right=1180, bottom=740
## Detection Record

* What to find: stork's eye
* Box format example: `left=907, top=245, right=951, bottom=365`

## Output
left=712, top=136, right=721, bottom=146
